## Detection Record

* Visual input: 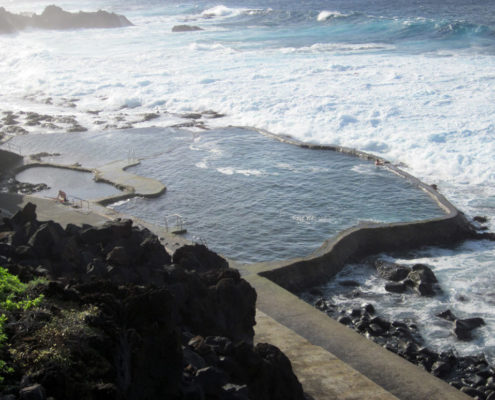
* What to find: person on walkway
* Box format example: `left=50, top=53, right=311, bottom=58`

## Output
left=57, top=190, right=68, bottom=203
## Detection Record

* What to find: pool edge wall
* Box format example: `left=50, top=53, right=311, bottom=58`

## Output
left=258, top=211, right=473, bottom=293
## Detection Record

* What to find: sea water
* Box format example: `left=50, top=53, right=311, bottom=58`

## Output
left=1, top=0, right=495, bottom=360
left=8, top=127, right=443, bottom=262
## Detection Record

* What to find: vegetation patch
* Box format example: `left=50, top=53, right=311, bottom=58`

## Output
left=0, top=267, right=44, bottom=383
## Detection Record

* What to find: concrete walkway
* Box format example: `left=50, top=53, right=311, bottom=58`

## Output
left=245, top=273, right=470, bottom=400
left=255, top=310, right=398, bottom=400
left=94, top=159, right=166, bottom=200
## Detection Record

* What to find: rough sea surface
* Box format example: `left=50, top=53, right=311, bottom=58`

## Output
left=1, top=0, right=495, bottom=362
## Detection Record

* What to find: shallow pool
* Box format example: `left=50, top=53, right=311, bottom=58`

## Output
left=16, top=166, right=121, bottom=201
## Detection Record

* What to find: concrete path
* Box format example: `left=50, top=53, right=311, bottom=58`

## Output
left=255, top=310, right=398, bottom=400
left=245, top=273, right=471, bottom=400
left=94, top=159, right=166, bottom=199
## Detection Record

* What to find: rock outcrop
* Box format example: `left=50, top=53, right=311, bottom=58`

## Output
left=0, top=5, right=132, bottom=34
left=314, top=296, right=495, bottom=400
left=374, top=259, right=440, bottom=296
left=0, top=203, right=305, bottom=400
left=172, top=25, right=203, bottom=32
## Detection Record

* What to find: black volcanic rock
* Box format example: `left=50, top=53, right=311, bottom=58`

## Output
left=374, top=259, right=411, bottom=281
left=0, top=5, right=133, bottom=34
left=0, top=203, right=304, bottom=400
left=453, top=318, right=485, bottom=341
left=172, top=24, right=203, bottom=32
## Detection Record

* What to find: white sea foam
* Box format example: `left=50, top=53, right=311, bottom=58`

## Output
left=201, top=5, right=244, bottom=19
left=317, top=10, right=348, bottom=22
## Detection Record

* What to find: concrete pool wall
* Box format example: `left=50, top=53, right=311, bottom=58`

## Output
left=10, top=158, right=166, bottom=205
left=236, top=131, right=475, bottom=292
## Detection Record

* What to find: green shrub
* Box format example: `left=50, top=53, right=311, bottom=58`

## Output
left=0, top=267, right=45, bottom=383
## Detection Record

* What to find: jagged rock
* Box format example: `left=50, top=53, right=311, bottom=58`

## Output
left=337, top=315, right=352, bottom=325
left=0, top=205, right=305, bottom=400
left=173, top=244, right=229, bottom=272
left=407, top=264, right=438, bottom=296
left=105, top=246, right=129, bottom=266
left=0, top=6, right=132, bottom=34
left=431, top=360, right=453, bottom=378
left=11, top=202, right=37, bottom=226
left=139, top=235, right=171, bottom=265
left=195, top=366, right=229, bottom=396
left=172, top=25, right=203, bottom=32
left=28, top=221, right=65, bottom=258
left=437, top=310, right=457, bottom=321
left=385, top=282, right=407, bottom=293
left=33, top=6, right=132, bottom=30
left=251, top=343, right=305, bottom=400
left=19, top=384, right=46, bottom=400
left=460, top=386, right=485, bottom=398
left=374, top=259, right=411, bottom=281
left=453, top=318, right=485, bottom=341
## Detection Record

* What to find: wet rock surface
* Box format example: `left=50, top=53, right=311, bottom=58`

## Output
left=172, top=25, right=203, bottom=32
left=308, top=259, right=493, bottom=400
left=0, top=203, right=305, bottom=400
left=374, top=259, right=441, bottom=296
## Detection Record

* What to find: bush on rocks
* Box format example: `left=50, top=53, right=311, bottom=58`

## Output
left=0, top=203, right=305, bottom=400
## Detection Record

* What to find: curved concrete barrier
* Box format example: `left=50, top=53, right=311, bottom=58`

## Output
left=235, top=129, right=477, bottom=293
left=10, top=157, right=166, bottom=206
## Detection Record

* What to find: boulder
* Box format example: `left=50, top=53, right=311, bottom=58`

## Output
left=19, top=384, right=46, bottom=400
left=437, top=309, right=457, bottom=321
left=172, top=25, right=203, bottom=32
left=407, top=264, right=438, bottom=296
left=106, top=246, right=129, bottom=267
left=385, top=282, right=407, bottom=293
left=11, top=202, right=37, bottom=226
left=28, top=221, right=65, bottom=258
left=173, top=244, right=228, bottom=273
left=374, top=259, right=411, bottom=281
left=251, top=343, right=305, bottom=400
left=453, top=318, right=485, bottom=341
left=195, top=366, right=229, bottom=396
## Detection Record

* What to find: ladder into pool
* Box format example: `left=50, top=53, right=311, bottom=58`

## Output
left=164, top=214, right=187, bottom=235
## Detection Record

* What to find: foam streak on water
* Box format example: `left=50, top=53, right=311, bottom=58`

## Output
left=1, top=0, right=495, bottom=359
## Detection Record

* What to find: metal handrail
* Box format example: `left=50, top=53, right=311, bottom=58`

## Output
left=164, top=214, right=186, bottom=234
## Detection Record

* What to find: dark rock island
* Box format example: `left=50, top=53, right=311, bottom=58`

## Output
left=0, top=5, right=133, bottom=34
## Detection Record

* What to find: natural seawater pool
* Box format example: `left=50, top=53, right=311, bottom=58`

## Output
left=7, top=127, right=444, bottom=262
left=16, top=166, right=121, bottom=201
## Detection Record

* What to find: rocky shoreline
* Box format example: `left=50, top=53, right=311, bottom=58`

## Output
left=0, top=203, right=305, bottom=399
left=305, top=257, right=495, bottom=400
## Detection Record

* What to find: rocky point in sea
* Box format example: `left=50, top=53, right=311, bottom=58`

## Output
left=0, top=5, right=133, bottom=35
left=308, top=258, right=495, bottom=400
left=0, top=202, right=305, bottom=400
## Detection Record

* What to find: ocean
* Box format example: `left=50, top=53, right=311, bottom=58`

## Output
left=1, top=0, right=495, bottom=361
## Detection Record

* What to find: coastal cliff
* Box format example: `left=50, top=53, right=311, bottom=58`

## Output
left=0, top=5, right=132, bottom=34
left=0, top=203, right=305, bottom=400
